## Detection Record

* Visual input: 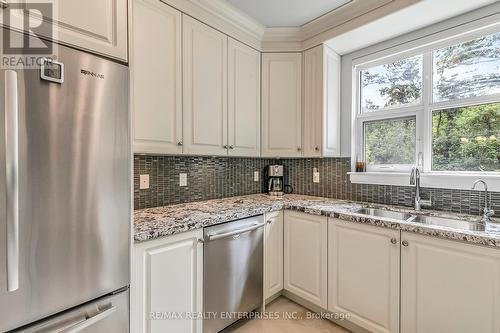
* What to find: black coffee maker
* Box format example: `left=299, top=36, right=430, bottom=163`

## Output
left=267, top=165, right=284, bottom=196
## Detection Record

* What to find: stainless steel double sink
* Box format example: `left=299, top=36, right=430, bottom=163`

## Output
left=353, top=207, right=486, bottom=232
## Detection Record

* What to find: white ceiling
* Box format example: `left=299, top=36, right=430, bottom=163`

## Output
left=225, top=0, right=351, bottom=27
left=326, top=0, right=499, bottom=55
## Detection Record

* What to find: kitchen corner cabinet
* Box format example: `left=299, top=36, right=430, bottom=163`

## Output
left=328, top=218, right=400, bottom=333
left=132, top=230, right=203, bottom=333
left=1, top=0, right=128, bottom=61
left=264, top=211, right=284, bottom=301
left=303, top=45, right=341, bottom=157
left=401, top=232, right=500, bottom=333
left=183, top=15, right=228, bottom=156
left=227, top=38, right=261, bottom=157
left=131, top=0, right=183, bottom=155
left=284, top=211, right=327, bottom=308
left=261, top=53, right=303, bottom=157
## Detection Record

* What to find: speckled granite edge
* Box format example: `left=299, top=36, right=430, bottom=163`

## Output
left=134, top=194, right=500, bottom=248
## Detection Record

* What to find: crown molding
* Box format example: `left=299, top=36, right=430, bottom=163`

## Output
left=261, top=0, right=420, bottom=51
left=303, top=0, right=418, bottom=50
left=160, top=0, right=265, bottom=49
left=300, top=0, right=392, bottom=40
left=162, top=0, right=418, bottom=52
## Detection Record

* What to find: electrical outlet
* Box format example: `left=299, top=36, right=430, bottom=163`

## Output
left=313, top=168, right=320, bottom=183
left=254, top=171, right=259, bottom=182
left=179, top=173, right=187, bottom=187
left=139, top=174, right=150, bottom=189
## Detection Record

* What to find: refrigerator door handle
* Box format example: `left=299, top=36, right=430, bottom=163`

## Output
left=5, top=70, right=19, bottom=292
left=60, top=306, right=117, bottom=333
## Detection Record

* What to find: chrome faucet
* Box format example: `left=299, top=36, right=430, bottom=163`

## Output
left=410, top=167, right=422, bottom=210
left=410, top=167, right=432, bottom=211
left=472, top=180, right=495, bottom=223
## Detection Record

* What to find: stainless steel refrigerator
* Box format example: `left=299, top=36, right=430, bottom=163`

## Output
left=0, top=29, right=130, bottom=332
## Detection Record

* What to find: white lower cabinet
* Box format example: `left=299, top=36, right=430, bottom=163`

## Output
left=264, top=211, right=284, bottom=300
left=284, top=211, right=327, bottom=308
left=328, top=218, right=400, bottom=333
left=401, top=232, right=500, bottom=333
left=133, top=230, right=203, bottom=333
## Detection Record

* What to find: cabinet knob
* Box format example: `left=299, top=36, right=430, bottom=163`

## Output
left=197, top=238, right=204, bottom=244
left=402, top=240, right=409, bottom=247
left=177, top=141, right=183, bottom=146
left=229, top=145, right=234, bottom=149
left=390, top=238, right=398, bottom=244
left=297, top=147, right=302, bottom=152
left=223, top=145, right=228, bottom=149
left=0, top=1, right=8, bottom=9
left=266, top=220, right=272, bottom=224
left=315, top=147, right=320, bottom=151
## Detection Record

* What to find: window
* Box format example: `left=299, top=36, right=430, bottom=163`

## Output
left=355, top=29, right=500, bottom=174
left=433, top=32, right=500, bottom=102
left=432, top=102, right=499, bottom=172
left=361, top=55, right=422, bottom=111
left=364, top=117, right=416, bottom=168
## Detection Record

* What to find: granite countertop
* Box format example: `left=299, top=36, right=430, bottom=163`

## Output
left=134, top=194, right=500, bottom=248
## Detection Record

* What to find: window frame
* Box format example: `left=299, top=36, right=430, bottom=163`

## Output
left=352, top=24, right=500, bottom=176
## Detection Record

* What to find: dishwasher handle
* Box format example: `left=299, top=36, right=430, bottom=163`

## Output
left=206, top=223, right=264, bottom=241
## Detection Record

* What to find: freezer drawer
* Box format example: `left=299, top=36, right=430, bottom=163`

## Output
left=11, top=289, right=129, bottom=333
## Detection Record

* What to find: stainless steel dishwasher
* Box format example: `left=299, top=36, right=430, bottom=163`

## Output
left=203, top=215, right=264, bottom=333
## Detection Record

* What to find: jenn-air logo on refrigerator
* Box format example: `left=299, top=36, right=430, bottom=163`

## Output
left=80, top=69, right=105, bottom=80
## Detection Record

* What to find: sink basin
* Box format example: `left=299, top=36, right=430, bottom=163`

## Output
left=354, top=208, right=413, bottom=221
left=353, top=207, right=492, bottom=232
left=407, top=215, right=485, bottom=231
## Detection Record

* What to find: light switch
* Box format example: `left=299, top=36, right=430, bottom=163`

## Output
left=254, top=171, right=259, bottom=182
left=313, top=168, right=320, bottom=183
left=139, top=174, right=150, bottom=189
left=179, top=173, right=187, bottom=187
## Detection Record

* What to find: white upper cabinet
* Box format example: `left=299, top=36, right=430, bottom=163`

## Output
left=262, top=53, right=303, bottom=157
left=303, top=45, right=341, bottom=157
left=183, top=15, right=228, bottom=156
left=329, top=218, right=400, bottom=333
left=131, top=0, right=182, bottom=155
left=1, top=0, right=128, bottom=61
left=227, top=38, right=261, bottom=157
left=401, top=232, right=500, bottom=333
left=264, top=211, right=284, bottom=301
left=133, top=229, right=203, bottom=333
left=284, top=211, right=327, bottom=308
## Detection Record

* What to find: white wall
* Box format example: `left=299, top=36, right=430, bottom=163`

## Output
left=338, top=2, right=500, bottom=157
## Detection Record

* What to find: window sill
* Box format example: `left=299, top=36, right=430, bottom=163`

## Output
left=348, top=172, right=500, bottom=192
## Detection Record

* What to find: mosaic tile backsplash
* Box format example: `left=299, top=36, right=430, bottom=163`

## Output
left=134, top=155, right=499, bottom=217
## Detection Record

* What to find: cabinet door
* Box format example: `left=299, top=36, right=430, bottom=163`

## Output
left=303, top=45, right=340, bottom=158
left=401, top=232, right=500, bottom=333
left=328, top=219, right=400, bottom=333
left=131, top=0, right=182, bottom=154
left=1, top=0, right=128, bottom=61
left=303, top=45, right=323, bottom=157
left=284, top=211, right=327, bottom=308
left=227, top=38, right=261, bottom=157
left=261, top=53, right=302, bottom=157
left=133, top=230, right=203, bottom=333
left=183, top=15, right=228, bottom=156
left=322, top=46, right=341, bottom=157
left=264, top=211, right=284, bottom=300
